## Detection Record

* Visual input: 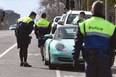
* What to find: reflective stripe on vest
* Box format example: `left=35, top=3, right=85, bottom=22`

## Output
left=36, top=18, right=50, bottom=28
left=18, top=16, right=33, bottom=24
left=79, top=17, right=115, bottom=38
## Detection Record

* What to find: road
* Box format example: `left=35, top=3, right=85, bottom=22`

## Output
left=0, top=30, right=116, bottom=77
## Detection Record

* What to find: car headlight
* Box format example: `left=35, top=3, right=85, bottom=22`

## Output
left=55, top=43, right=67, bottom=51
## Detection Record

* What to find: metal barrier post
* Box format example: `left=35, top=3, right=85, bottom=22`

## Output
left=114, top=4, right=116, bottom=25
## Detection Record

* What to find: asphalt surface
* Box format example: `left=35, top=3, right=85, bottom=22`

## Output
left=0, top=30, right=116, bottom=77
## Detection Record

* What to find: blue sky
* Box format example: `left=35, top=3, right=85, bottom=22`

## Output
left=0, top=0, right=40, bottom=17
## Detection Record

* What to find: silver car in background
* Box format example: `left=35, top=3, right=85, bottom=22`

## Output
left=9, top=24, right=17, bottom=30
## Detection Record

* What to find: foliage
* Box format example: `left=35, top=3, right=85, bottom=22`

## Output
left=37, top=0, right=65, bottom=21
left=101, top=0, right=116, bottom=7
left=37, top=0, right=115, bottom=23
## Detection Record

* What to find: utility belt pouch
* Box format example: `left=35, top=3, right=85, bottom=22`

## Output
left=88, top=50, right=96, bottom=64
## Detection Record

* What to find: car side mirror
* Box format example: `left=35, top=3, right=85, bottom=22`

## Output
left=44, top=34, right=53, bottom=39
left=58, top=20, right=64, bottom=25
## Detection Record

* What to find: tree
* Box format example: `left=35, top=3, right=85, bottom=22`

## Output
left=37, top=0, right=65, bottom=20
left=59, top=0, right=65, bottom=4
left=100, top=0, right=116, bottom=7
left=101, top=0, right=116, bottom=23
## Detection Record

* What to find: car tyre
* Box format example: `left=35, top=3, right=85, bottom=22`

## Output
left=73, top=60, right=80, bottom=72
left=49, top=63, right=56, bottom=70
left=44, top=60, right=49, bottom=65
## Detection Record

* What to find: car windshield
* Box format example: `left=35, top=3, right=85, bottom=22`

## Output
left=55, top=18, right=61, bottom=22
left=54, top=27, right=77, bottom=39
left=66, top=14, right=92, bottom=24
left=66, top=14, right=78, bottom=24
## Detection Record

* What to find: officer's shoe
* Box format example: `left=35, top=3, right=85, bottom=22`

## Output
left=20, top=62, right=24, bottom=66
left=42, top=56, right=44, bottom=61
left=42, top=58, right=44, bottom=61
left=24, top=63, right=32, bottom=67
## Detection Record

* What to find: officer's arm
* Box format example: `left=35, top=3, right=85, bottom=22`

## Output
left=110, top=28, right=116, bottom=50
left=72, top=26, right=84, bottom=60
left=46, top=22, right=52, bottom=34
left=28, top=21, right=34, bottom=35
left=34, top=25, right=38, bottom=38
left=74, top=26, right=84, bottom=52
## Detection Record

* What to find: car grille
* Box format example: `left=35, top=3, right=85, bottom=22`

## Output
left=57, top=57, right=73, bottom=62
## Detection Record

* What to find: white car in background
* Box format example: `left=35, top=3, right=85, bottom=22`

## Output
left=58, top=10, right=92, bottom=26
left=51, top=16, right=61, bottom=34
left=51, top=16, right=61, bottom=28
left=57, top=14, right=66, bottom=28
left=51, top=14, right=66, bottom=34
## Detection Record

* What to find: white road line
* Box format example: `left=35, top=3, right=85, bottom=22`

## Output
left=0, top=43, right=17, bottom=58
left=17, top=53, right=41, bottom=56
left=64, top=75, right=74, bottom=77
left=28, top=53, right=41, bottom=56
left=32, top=30, right=34, bottom=33
left=56, top=70, right=61, bottom=77
left=56, top=70, right=116, bottom=77
left=113, top=74, right=116, bottom=77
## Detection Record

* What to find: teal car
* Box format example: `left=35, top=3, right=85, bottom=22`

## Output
left=44, top=26, right=84, bottom=69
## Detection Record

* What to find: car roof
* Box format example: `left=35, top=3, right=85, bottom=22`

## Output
left=53, top=16, right=61, bottom=22
left=57, top=25, right=77, bottom=28
left=67, top=10, right=92, bottom=15
left=59, top=14, right=66, bottom=21
left=54, top=16, right=61, bottom=19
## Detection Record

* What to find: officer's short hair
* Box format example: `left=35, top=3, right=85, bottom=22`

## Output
left=80, top=11, right=85, bottom=16
left=29, top=11, right=37, bottom=16
left=92, top=1, right=104, bottom=15
left=41, top=13, right=46, bottom=18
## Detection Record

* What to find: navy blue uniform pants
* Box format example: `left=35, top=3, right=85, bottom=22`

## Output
left=19, top=44, right=29, bottom=63
left=85, top=54, right=112, bottom=77
left=38, top=37, right=46, bottom=47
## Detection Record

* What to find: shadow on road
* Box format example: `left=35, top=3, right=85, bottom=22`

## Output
left=57, top=65, right=85, bottom=73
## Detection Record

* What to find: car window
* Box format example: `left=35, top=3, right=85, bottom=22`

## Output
left=66, top=13, right=92, bottom=24
left=66, top=14, right=78, bottom=24
left=60, top=14, right=66, bottom=21
left=54, top=27, right=77, bottom=39
left=55, top=18, right=60, bottom=22
left=85, top=15, right=91, bottom=19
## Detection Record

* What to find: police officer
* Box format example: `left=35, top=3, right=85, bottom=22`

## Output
left=72, top=11, right=85, bottom=25
left=35, top=13, right=51, bottom=61
left=15, top=12, right=36, bottom=67
left=73, top=1, right=116, bottom=77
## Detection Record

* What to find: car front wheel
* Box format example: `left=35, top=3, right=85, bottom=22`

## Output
left=73, top=60, right=80, bottom=71
left=49, top=63, right=56, bottom=70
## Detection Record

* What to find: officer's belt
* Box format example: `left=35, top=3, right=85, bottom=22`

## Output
left=86, top=50, right=109, bottom=55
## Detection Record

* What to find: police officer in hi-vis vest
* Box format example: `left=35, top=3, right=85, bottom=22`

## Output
left=35, top=13, right=51, bottom=61
left=73, top=1, right=116, bottom=77
left=15, top=12, right=36, bottom=67
left=72, top=11, right=86, bottom=25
